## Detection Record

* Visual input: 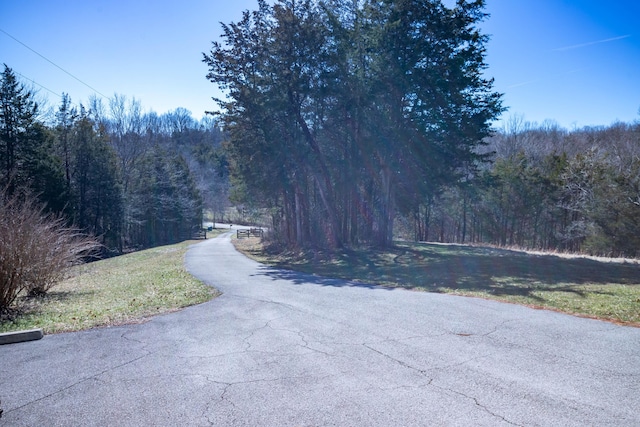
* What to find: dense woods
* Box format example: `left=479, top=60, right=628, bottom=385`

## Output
left=415, top=118, right=640, bottom=257
left=205, top=0, right=640, bottom=256
left=2, top=0, right=639, bottom=262
left=0, top=65, right=228, bottom=255
left=204, top=0, right=503, bottom=248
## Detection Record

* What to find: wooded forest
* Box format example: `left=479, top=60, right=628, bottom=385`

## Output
left=2, top=0, right=639, bottom=259
left=205, top=0, right=640, bottom=256
left=415, top=117, right=640, bottom=257
left=204, top=0, right=504, bottom=249
left=0, top=65, right=229, bottom=254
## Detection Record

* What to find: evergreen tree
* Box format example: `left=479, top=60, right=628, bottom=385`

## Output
left=129, top=146, right=202, bottom=247
left=69, top=110, right=123, bottom=250
left=55, top=93, right=77, bottom=190
left=0, top=65, right=67, bottom=211
left=204, top=0, right=503, bottom=248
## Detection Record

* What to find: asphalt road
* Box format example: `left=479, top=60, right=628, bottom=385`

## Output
left=1, top=232, right=639, bottom=426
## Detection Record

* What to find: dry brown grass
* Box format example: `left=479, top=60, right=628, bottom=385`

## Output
left=0, top=238, right=222, bottom=334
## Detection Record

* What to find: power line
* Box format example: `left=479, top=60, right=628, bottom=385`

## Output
left=13, top=70, right=63, bottom=99
left=0, top=27, right=109, bottom=99
left=12, top=70, right=87, bottom=114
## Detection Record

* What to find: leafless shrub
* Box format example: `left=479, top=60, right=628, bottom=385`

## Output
left=0, top=187, right=100, bottom=311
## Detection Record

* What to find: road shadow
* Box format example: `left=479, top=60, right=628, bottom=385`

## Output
left=252, top=265, right=397, bottom=290
left=250, top=242, right=640, bottom=300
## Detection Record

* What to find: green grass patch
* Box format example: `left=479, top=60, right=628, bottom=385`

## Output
left=234, top=239, right=640, bottom=326
left=0, top=238, right=221, bottom=334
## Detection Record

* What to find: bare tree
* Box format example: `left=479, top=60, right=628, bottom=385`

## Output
left=0, top=186, right=100, bottom=311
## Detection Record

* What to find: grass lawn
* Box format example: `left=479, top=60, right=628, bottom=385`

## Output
left=0, top=237, right=221, bottom=334
left=234, top=238, right=640, bottom=326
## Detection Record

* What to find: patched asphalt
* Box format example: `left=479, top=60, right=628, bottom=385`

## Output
left=1, top=231, right=639, bottom=426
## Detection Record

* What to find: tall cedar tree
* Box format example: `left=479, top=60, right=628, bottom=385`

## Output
left=0, top=65, right=67, bottom=212
left=128, top=145, right=202, bottom=247
left=204, top=0, right=503, bottom=248
left=69, top=111, right=123, bottom=250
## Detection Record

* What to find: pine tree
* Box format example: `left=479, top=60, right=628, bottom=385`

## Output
left=69, top=111, right=123, bottom=250
left=0, top=65, right=67, bottom=211
left=204, top=0, right=503, bottom=248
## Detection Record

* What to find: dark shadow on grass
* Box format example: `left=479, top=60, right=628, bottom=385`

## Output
left=251, top=242, right=640, bottom=301
left=32, top=290, right=96, bottom=302
left=1, top=290, right=96, bottom=327
left=14, top=290, right=96, bottom=313
left=252, top=265, right=397, bottom=290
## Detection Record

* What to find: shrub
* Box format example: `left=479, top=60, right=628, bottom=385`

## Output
left=0, top=187, right=100, bottom=311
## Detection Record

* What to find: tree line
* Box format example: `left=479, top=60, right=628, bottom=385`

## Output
left=410, top=118, right=640, bottom=257
left=0, top=65, right=229, bottom=254
left=204, top=0, right=639, bottom=257
left=204, top=0, right=504, bottom=249
left=4, top=0, right=638, bottom=261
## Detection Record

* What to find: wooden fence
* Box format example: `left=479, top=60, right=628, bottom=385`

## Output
left=237, top=228, right=264, bottom=239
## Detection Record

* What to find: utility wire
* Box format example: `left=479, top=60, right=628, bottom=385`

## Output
left=0, top=27, right=109, bottom=99
left=13, top=70, right=86, bottom=115
left=13, top=70, right=63, bottom=99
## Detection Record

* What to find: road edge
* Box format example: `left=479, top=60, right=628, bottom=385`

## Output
left=0, top=328, right=43, bottom=345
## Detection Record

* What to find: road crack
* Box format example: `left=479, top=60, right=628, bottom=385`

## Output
left=362, top=342, right=522, bottom=426
left=429, top=382, right=524, bottom=426
left=4, top=349, right=152, bottom=416
left=362, top=343, right=433, bottom=381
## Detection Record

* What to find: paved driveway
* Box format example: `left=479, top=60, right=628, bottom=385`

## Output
left=1, top=232, right=639, bottom=426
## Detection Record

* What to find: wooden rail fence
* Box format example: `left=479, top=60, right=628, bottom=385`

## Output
left=237, top=228, right=264, bottom=239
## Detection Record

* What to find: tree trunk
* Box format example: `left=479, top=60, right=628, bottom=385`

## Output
left=294, top=110, right=342, bottom=248
left=376, top=165, right=395, bottom=247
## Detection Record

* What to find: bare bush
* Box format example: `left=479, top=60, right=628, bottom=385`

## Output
left=0, top=188, right=100, bottom=310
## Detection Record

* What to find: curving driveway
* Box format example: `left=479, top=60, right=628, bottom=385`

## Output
left=1, top=232, right=639, bottom=426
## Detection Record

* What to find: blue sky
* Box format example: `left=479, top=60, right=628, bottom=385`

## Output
left=1, top=0, right=639, bottom=129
